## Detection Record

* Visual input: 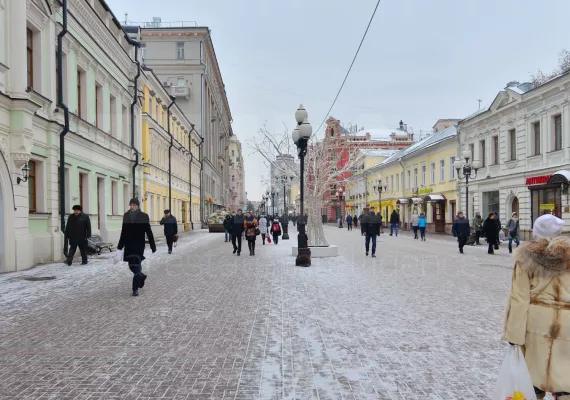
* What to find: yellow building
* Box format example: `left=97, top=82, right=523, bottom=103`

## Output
left=140, top=69, right=201, bottom=235
left=362, top=126, right=459, bottom=233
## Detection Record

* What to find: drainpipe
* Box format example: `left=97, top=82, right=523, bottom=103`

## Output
left=199, top=30, right=211, bottom=227
left=57, top=0, right=69, bottom=232
left=398, top=158, right=406, bottom=228
left=189, top=148, right=193, bottom=230
left=167, top=96, right=176, bottom=211
left=455, top=123, right=462, bottom=212
left=126, top=37, right=141, bottom=199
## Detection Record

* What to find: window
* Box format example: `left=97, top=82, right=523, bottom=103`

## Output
left=450, top=157, right=456, bottom=180
left=509, top=129, right=516, bottom=160
left=112, top=180, right=118, bottom=215
left=431, top=162, right=436, bottom=184
left=232, top=150, right=235, bottom=157
left=421, top=165, right=426, bottom=186
left=110, top=95, right=117, bottom=137
left=469, top=143, right=475, bottom=162
left=77, top=70, right=86, bottom=118
left=414, top=168, right=418, bottom=187
left=95, top=83, right=103, bottom=129
left=406, top=170, right=411, bottom=189
left=26, top=28, right=34, bottom=88
left=396, top=174, right=400, bottom=191
left=391, top=175, right=394, bottom=192
left=177, top=77, right=185, bottom=87
left=28, top=161, right=37, bottom=212
left=492, top=136, right=499, bottom=164
left=140, top=43, right=146, bottom=59
left=554, top=115, right=562, bottom=151
left=122, top=104, right=128, bottom=144
left=177, top=42, right=184, bottom=59
left=479, top=140, right=486, bottom=167
left=533, top=121, right=541, bottom=155
left=440, top=160, right=445, bottom=182
left=79, top=173, right=84, bottom=206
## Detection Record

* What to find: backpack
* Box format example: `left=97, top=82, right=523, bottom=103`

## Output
left=272, top=222, right=281, bottom=235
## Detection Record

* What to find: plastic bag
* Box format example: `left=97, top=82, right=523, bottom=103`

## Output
left=112, top=249, right=124, bottom=265
left=492, top=345, right=537, bottom=400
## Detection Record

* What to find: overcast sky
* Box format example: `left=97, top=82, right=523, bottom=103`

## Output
left=107, top=0, right=570, bottom=201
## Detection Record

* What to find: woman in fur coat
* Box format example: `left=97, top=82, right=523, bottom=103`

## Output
left=503, top=214, right=570, bottom=399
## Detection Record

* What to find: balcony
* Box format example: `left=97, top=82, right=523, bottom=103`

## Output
left=169, top=85, right=190, bottom=98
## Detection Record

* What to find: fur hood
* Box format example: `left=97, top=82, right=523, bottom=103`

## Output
left=514, top=236, right=570, bottom=278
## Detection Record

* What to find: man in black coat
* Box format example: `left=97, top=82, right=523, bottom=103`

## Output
left=452, top=211, right=470, bottom=254
left=117, top=198, right=156, bottom=296
left=160, top=209, right=178, bottom=254
left=361, top=207, right=379, bottom=257
left=389, top=210, right=400, bottom=236
left=65, top=205, right=91, bottom=266
left=231, top=208, right=245, bottom=256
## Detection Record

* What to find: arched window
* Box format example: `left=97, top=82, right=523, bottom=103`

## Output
left=512, top=197, right=519, bottom=215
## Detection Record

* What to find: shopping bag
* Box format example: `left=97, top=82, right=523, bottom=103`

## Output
left=492, top=345, right=537, bottom=400
left=267, top=236, right=272, bottom=243
left=112, top=249, right=124, bottom=265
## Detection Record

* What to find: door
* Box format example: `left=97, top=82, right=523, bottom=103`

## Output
left=182, top=201, right=188, bottom=231
left=450, top=201, right=456, bottom=224
left=434, top=201, right=446, bottom=233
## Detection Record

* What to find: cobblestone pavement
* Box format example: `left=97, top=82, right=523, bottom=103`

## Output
left=0, top=225, right=528, bottom=399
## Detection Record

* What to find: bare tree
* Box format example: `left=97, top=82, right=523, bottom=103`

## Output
left=531, top=49, right=570, bottom=87
left=248, top=125, right=364, bottom=247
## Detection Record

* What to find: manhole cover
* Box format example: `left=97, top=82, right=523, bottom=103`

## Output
left=18, top=276, right=56, bottom=281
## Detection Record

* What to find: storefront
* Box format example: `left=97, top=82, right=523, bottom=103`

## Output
left=527, top=174, right=560, bottom=228
left=424, top=194, right=446, bottom=233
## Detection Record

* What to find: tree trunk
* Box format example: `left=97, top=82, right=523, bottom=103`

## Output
left=306, top=191, right=328, bottom=247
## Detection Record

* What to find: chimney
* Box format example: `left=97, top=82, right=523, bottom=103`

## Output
left=399, top=120, right=404, bottom=130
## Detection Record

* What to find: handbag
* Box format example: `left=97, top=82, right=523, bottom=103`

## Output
left=267, top=236, right=272, bottom=243
left=254, top=228, right=260, bottom=236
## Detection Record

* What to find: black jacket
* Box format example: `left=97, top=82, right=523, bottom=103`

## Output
left=223, top=216, right=232, bottom=231
left=361, top=212, right=380, bottom=236
left=389, top=211, right=400, bottom=224
left=452, top=217, right=470, bottom=238
left=483, top=218, right=499, bottom=245
left=160, top=215, right=178, bottom=237
left=230, top=214, right=245, bottom=235
left=65, top=213, right=91, bottom=243
left=117, top=210, right=156, bottom=263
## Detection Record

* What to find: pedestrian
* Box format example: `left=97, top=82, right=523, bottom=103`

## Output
left=506, top=212, right=520, bottom=253
left=452, top=211, right=470, bottom=254
left=231, top=209, right=245, bottom=256
left=472, top=211, right=483, bottom=245
left=362, top=207, right=379, bottom=257
left=359, top=211, right=366, bottom=236
left=292, top=215, right=297, bottom=226
left=494, top=211, right=502, bottom=244
left=502, top=214, right=570, bottom=399
left=223, top=214, right=232, bottom=243
left=482, top=212, right=499, bottom=255
left=117, top=198, right=156, bottom=297
left=338, top=216, right=343, bottom=228
left=64, top=205, right=91, bottom=266
left=160, top=209, right=178, bottom=254
left=259, top=214, right=268, bottom=245
left=389, top=210, right=400, bottom=236
left=346, top=214, right=353, bottom=231
left=375, top=211, right=383, bottom=236
left=271, top=217, right=282, bottom=244
left=353, top=215, right=358, bottom=228
left=418, top=212, right=427, bottom=241
left=411, top=210, right=419, bottom=239
left=244, top=212, right=258, bottom=256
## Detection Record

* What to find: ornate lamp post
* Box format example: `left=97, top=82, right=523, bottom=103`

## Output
left=271, top=187, right=277, bottom=217
left=454, top=148, right=481, bottom=220
left=277, top=174, right=295, bottom=240
left=338, top=187, right=345, bottom=228
left=292, top=104, right=311, bottom=267
left=372, top=178, right=388, bottom=221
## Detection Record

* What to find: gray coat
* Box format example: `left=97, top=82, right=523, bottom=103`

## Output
left=472, top=215, right=483, bottom=232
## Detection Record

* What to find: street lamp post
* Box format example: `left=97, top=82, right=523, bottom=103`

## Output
left=338, top=188, right=345, bottom=228
left=292, top=104, right=311, bottom=267
left=454, top=149, right=481, bottom=220
left=271, top=188, right=277, bottom=217
left=373, top=178, right=388, bottom=221
left=277, top=174, right=294, bottom=240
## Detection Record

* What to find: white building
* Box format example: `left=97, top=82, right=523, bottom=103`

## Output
left=228, top=136, right=246, bottom=211
left=458, top=76, right=570, bottom=239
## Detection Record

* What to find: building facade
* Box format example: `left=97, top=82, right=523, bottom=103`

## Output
left=228, top=136, right=246, bottom=212
left=458, top=77, right=570, bottom=239
left=128, top=20, right=233, bottom=222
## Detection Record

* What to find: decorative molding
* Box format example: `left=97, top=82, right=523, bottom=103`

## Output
left=27, top=0, right=50, bottom=30
left=11, top=152, right=31, bottom=167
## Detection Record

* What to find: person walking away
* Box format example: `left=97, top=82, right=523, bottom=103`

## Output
left=259, top=215, right=268, bottom=245
left=362, top=207, right=379, bottom=257
left=494, top=211, right=502, bottom=244
left=231, top=209, right=245, bottom=255
left=346, top=214, right=353, bottom=231
left=160, top=209, right=178, bottom=254
left=65, top=205, right=91, bottom=266
left=472, top=211, right=483, bottom=245
left=353, top=215, right=358, bottom=228
left=244, top=212, right=258, bottom=256
left=418, top=213, right=427, bottom=241
left=502, top=214, right=570, bottom=399
left=452, top=211, right=470, bottom=254
left=223, top=214, right=232, bottom=243
left=292, top=215, right=297, bottom=226
left=359, top=212, right=366, bottom=236
left=375, top=211, right=383, bottom=237
left=411, top=211, right=419, bottom=239
left=482, top=212, right=499, bottom=254
left=117, top=198, right=156, bottom=296
left=389, top=210, right=400, bottom=236
left=506, top=212, right=520, bottom=253
left=271, top=217, right=282, bottom=244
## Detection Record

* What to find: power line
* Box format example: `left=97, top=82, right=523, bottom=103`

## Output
left=313, top=0, right=382, bottom=137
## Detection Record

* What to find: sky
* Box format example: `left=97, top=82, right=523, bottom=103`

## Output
left=107, top=0, right=570, bottom=201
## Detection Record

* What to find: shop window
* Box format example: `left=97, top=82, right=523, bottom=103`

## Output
left=531, top=187, right=561, bottom=227
left=553, top=115, right=562, bottom=151
left=532, top=122, right=541, bottom=155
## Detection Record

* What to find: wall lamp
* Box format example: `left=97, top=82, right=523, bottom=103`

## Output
left=17, top=163, right=31, bottom=185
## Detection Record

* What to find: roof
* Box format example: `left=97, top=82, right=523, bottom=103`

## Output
left=432, top=119, right=461, bottom=129
left=356, top=128, right=413, bottom=141
left=360, top=149, right=400, bottom=158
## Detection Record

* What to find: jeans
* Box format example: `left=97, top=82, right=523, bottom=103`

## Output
left=166, top=235, right=174, bottom=252
left=67, top=240, right=88, bottom=264
left=129, top=262, right=142, bottom=292
left=347, top=223, right=352, bottom=231
left=508, top=235, right=520, bottom=250
left=247, top=239, right=256, bottom=254
left=412, top=226, right=418, bottom=238
left=419, top=227, right=426, bottom=239
left=225, top=230, right=232, bottom=242
left=232, top=234, right=242, bottom=253
left=365, top=233, right=377, bottom=255
left=273, top=234, right=279, bottom=244
left=390, top=223, right=399, bottom=236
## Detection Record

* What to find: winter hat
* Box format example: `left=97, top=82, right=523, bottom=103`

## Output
left=72, top=205, right=82, bottom=211
left=533, top=214, right=565, bottom=239
left=129, top=198, right=140, bottom=206
left=164, top=209, right=170, bottom=214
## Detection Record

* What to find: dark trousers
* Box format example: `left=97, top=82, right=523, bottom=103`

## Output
left=273, top=234, right=279, bottom=244
left=488, top=243, right=495, bottom=254
left=413, top=226, right=419, bottom=238
left=365, top=234, right=377, bottom=255
left=347, top=223, right=352, bottom=231
left=247, top=239, right=256, bottom=253
left=129, top=262, right=143, bottom=292
left=475, top=231, right=482, bottom=244
left=419, top=227, right=426, bottom=239
left=67, top=240, right=87, bottom=264
left=262, top=233, right=266, bottom=244
left=457, top=236, right=467, bottom=250
left=166, top=235, right=174, bottom=252
left=232, top=234, right=242, bottom=253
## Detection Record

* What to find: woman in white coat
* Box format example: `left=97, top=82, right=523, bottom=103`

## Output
left=259, top=215, right=268, bottom=245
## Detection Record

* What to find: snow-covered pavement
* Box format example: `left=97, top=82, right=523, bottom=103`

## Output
left=0, top=225, right=524, bottom=399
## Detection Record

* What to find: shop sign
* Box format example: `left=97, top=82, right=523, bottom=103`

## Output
left=540, top=204, right=555, bottom=210
left=525, top=175, right=552, bottom=186
left=418, top=187, right=433, bottom=195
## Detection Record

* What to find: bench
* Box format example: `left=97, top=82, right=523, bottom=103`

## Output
left=87, top=235, right=114, bottom=255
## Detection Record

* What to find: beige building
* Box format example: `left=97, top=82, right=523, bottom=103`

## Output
left=228, top=136, right=246, bottom=211
left=125, top=18, right=233, bottom=223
